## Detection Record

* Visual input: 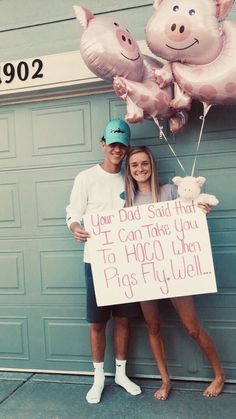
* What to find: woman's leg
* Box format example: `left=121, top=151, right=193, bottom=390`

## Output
left=140, top=301, right=171, bottom=400
left=171, top=296, right=225, bottom=397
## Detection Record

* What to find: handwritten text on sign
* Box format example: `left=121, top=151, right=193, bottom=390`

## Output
left=83, top=200, right=217, bottom=306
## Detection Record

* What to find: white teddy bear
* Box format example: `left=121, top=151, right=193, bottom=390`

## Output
left=172, top=176, right=219, bottom=206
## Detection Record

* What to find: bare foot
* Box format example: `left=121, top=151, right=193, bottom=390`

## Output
left=203, top=375, right=225, bottom=397
left=154, top=382, right=172, bottom=401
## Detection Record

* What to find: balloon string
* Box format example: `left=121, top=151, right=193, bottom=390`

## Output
left=153, top=117, right=187, bottom=175
left=191, top=104, right=211, bottom=177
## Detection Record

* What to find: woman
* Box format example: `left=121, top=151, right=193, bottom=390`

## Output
left=125, top=146, right=225, bottom=400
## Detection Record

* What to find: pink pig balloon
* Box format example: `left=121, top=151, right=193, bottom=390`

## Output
left=74, top=5, right=144, bottom=82
left=73, top=4, right=188, bottom=133
left=145, top=0, right=236, bottom=110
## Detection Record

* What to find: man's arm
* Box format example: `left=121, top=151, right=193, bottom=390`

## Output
left=66, top=172, right=88, bottom=236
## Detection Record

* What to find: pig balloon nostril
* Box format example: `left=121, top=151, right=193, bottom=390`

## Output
left=171, top=24, right=176, bottom=31
left=179, top=25, right=185, bottom=33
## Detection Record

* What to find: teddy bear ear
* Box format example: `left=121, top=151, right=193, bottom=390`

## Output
left=196, top=176, right=206, bottom=186
left=172, top=176, right=183, bottom=186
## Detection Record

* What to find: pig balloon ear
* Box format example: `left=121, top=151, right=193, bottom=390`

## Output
left=153, top=0, right=164, bottom=10
left=73, top=5, right=94, bottom=29
left=215, top=0, right=234, bottom=21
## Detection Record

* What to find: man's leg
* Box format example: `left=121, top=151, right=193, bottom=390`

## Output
left=114, top=316, right=141, bottom=395
left=85, top=264, right=110, bottom=404
left=86, top=322, right=106, bottom=404
left=90, top=322, right=106, bottom=362
left=171, top=296, right=225, bottom=397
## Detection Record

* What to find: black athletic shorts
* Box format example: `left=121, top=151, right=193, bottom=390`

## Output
left=85, top=263, right=141, bottom=323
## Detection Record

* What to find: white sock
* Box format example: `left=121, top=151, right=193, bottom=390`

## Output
left=115, top=359, right=141, bottom=396
left=86, top=362, right=105, bottom=404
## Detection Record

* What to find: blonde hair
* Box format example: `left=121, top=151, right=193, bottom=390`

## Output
left=125, top=146, right=159, bottom=207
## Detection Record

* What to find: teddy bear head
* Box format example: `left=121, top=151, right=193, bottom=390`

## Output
left=172, top=176, right=206, bottom=201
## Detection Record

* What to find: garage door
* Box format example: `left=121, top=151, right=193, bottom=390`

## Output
left=0, top=92, right=236, bottom=381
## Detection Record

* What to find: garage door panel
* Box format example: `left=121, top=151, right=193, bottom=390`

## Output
left=0, top=96, right=104, bottom=169
left=35, top=178, right=71, bottom=228
left=191, top=164, right=236, bottom=233
left=198, top=105, right=236, bottom=142
left=39, top=246, right=85, bottom=297
left=0, top=316, right=29, bottom=361
left=29, top=100, right=92, bottom=157
left=0, top=250, right=25, bottom=295
left=206, top=169, right=236, bottom=213
left=176, top=102, right=236, bottom=155
left=43, top=317, right=90, bottom=362
left=0, top=109, right=16, bottom=160
left=213, top=246, right=236, bottom=290
left=0, top=181, right=21, bottom=229
left=201, top=320, right=236, bottom=368
left=0, top=238, right=85, bottom=305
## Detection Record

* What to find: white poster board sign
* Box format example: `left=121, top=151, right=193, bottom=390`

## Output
left=84, top=200, right=217, bottom=306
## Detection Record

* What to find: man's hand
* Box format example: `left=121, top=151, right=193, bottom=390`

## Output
left=70, top=222, right=90, bottom=242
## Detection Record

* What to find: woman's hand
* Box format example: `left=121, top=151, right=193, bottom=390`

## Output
left=197, top=203, right=212, bottom=215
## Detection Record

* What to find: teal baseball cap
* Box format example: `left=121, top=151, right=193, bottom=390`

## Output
left=103, top=118, right=130, bottom=147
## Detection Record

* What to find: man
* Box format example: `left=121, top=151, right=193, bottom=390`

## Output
left=66, top=119, right=141, bottom=404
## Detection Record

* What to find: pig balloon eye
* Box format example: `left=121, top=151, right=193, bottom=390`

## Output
left=114, top=22, right=119, bottom=26
left=189, top=9, right=195, bottom=16
left=173, top=5, right=179, bottom=12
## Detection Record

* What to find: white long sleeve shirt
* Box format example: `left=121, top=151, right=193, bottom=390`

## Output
left=66, top=164, right=125, bottom=262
